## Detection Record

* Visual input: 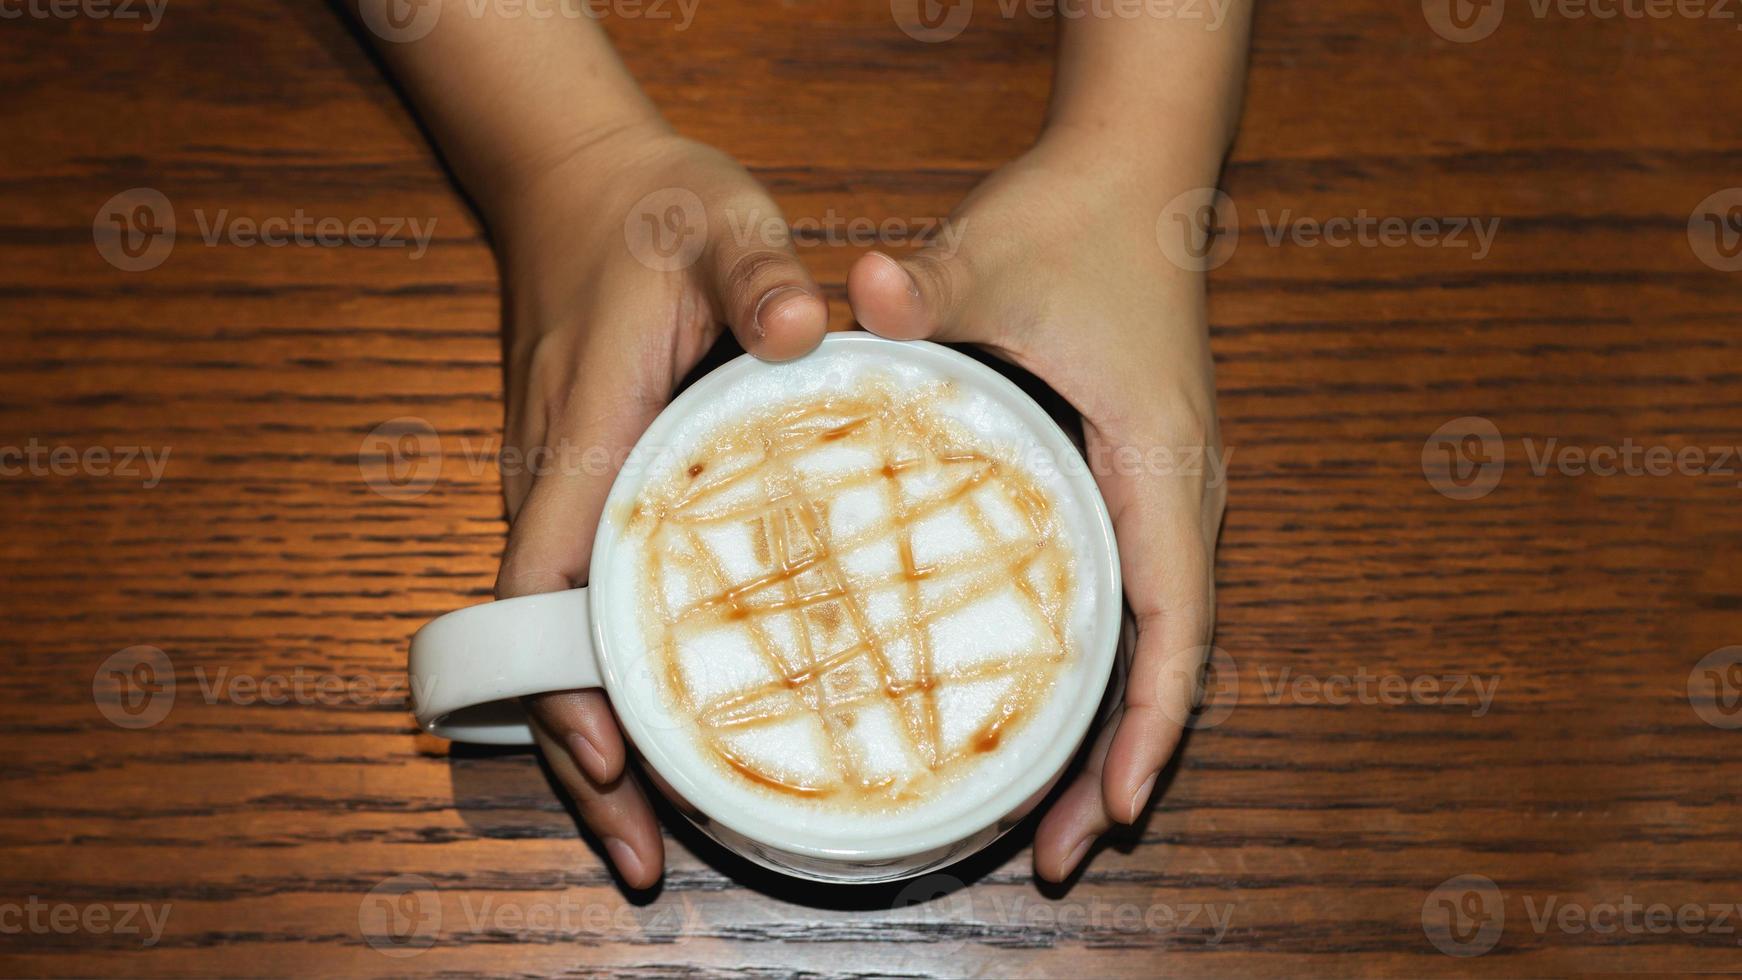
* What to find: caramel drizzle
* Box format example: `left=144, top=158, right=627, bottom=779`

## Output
left=634, top=385, right=1075, bottom=807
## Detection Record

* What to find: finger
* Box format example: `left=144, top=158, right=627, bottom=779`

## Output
left=497, top=340, right=669, bottom=792
left=846, top=249, right=985, bottom=345
left=496, top=367, right=665, bottom=599
left=526, top=690, right=624, bottom=784
left=1033, top=707, right=1121, bottom=882
left=1101, top=519, right=1214, bottom=823
left=531, top=709, right=665, bottom=889
left=1089, top=427, right=1221, bottom=825
left=1104, top=597, right=1208, bottom=823
left=706, top=214, right=827, bottom=362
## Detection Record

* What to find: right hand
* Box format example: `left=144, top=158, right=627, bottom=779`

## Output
left=490, top=121, right=827, bottom=887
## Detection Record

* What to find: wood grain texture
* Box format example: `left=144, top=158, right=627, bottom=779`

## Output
left=2, top=0, right=1740, bottom=976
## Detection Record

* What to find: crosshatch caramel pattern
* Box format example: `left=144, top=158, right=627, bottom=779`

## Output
left=627, top=382, right=1077, bottom=807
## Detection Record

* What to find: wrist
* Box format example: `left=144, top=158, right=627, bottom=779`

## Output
left=1029, top=120, right=1230, bottom=209
left=478, top=113, right=676, bottom=236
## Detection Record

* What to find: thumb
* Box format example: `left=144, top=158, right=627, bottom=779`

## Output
left=847, top=248, right=984, bottom=344
left=706, top=212, right=827, bottom=362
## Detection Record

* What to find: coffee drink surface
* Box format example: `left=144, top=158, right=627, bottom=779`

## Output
left=604, top=361, right=1096, bottom=834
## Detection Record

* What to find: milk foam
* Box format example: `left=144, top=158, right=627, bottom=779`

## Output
left=593, top=339, right=1106, bottom=849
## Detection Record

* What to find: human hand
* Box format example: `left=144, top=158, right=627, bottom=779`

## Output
left=845, top=133, right=1226, bottom=882
left=490, top=121, right=828, bottom=887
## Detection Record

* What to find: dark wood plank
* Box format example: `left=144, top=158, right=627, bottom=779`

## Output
left=1, top=0, right=1740, bottom=976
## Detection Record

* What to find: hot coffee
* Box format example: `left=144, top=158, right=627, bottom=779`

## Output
left=589, top=347, right=1107, bottom=844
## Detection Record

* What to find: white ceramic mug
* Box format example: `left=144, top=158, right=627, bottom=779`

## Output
left=409, top=332, right=1121, bottom=882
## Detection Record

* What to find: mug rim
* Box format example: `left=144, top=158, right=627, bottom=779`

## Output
left=586, top=331, right=1123, bottom=862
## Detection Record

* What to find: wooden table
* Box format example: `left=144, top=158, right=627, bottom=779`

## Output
left=4, top=0, right=1739, bottom=976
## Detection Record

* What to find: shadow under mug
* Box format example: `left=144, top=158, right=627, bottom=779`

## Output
left=408, top=332, right=1122, bottom=882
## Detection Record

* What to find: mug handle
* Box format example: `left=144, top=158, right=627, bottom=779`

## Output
left=407, top=588, right=601, bottom=744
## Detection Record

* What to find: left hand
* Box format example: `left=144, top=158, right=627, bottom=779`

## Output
left=846, top=133, right=1227, bottom=881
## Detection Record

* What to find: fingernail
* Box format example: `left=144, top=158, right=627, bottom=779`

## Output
left=753, top=285, right=807, bottom=338
left=567, top=732, right=609, bottom=783
left=1129, top=771, right=1159, bottom=820
left=1061, top=835, right=1093, bottom=876
left=604, top=837, right=644, bottom=883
